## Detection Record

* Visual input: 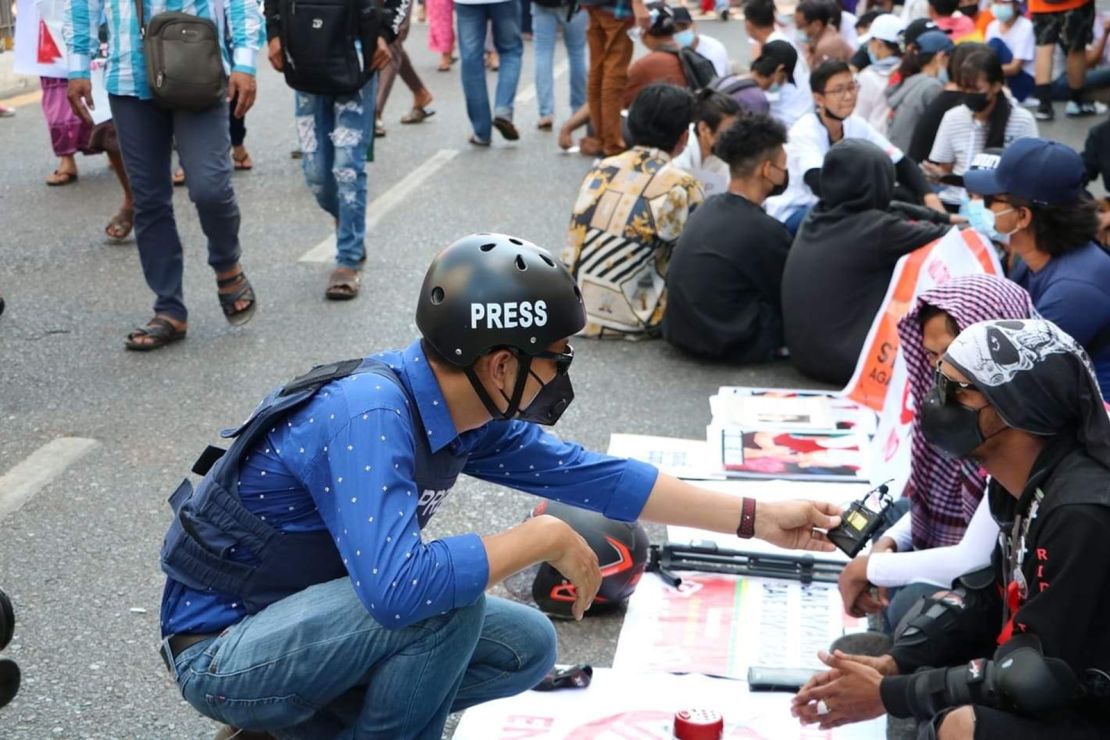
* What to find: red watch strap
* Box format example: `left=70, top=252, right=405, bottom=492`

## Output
left=736, top=497, right=757, bottom=539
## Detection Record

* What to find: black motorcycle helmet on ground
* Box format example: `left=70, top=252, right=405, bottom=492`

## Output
left=416, top=233, right=587, bottom=425
left=527, top=501, right=650, bottom=618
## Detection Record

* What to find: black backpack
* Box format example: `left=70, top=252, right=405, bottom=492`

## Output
left=278, top=0, right=381, bottom=95
left=670, top=47, right=718, bottom=91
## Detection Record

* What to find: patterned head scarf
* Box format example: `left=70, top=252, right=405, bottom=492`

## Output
left=944, top=319, right=1110, bottom=469
left=896, top=275, right=1038, bottom=550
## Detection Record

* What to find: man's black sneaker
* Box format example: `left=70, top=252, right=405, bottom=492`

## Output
left=1035, top=101, right=1055, bottom=121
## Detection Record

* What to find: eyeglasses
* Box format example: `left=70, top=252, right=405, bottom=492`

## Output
left=934, top=362, right=975, bottom=402
left=531, top=344, right=575, bottom=376
left=822, top=82, right=859, bottom=97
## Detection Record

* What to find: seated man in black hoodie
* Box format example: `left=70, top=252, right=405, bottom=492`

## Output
left=792, top=318, right=1110, bottom=740
left=663, top=114, right=792, bottom=364
left=782, top=138, right=954, bottom=385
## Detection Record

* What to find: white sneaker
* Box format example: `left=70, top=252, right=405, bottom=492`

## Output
left=1020, top=97, right=1041, bottom=108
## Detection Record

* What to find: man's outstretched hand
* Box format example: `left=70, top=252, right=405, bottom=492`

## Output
left=755, top=499, right=842, bottom=552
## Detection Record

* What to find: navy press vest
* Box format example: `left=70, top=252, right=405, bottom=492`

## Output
left=159, top=358, right=470, bottom=614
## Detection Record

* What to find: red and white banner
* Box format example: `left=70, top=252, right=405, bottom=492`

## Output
left=841, top=227, right=1001, bottom=490
left=842, top=227, right=1001, bottom=413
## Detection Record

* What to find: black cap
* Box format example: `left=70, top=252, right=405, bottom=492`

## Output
left=904, top=17, right=948, bottom=46
left=646, top=1, right=678, bottom=36
left=671, top=5, right=693, bottom=24
left=751, top=40, right=798, bottom=83
left=416, top=234, right=586, bottom=367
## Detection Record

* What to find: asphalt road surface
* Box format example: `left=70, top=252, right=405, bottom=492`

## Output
left=0, top=13, right=1098, bottom=738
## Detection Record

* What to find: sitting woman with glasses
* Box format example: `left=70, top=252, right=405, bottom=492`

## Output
left=965, top=138, right=1110, bottom=396
left=765, top=60, right=947, bottom=236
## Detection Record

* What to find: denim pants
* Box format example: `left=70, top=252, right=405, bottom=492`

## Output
left=173, top=578, right=557, bottom=739
left=295, top=75, right=379, bottom=269
left=456, top=0, right=524, bottom=141
left=532, top=5, right=588, bottom=118
left=109, top=94, right=242, bottom=322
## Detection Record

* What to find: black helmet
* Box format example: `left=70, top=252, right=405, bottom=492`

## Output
left=416, top=233, right=586, bottom=368
left=529, top=501, right=650, bottom=619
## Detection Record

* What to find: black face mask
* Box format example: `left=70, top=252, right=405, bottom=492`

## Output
left=965, top=92, right=992, bottom=113
left=768, top=167, right=789, bottom=198
left=919, top=382, right=986, bottom=459
left=502, top=370, right=575, bottom=426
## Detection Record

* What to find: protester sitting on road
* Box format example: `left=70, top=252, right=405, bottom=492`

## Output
left=782, top=138, right=954, bottom=385
left=622, top=3, right=708, bottom=107
left=795, top=0, right=855, bottom=69
left=985, top=0, right=1037, bottom=103
left=855, top=14, right=906, bottom=133
left=924, top=47, right=1039, bottom=208
left=906, top=41, right=989, bottom=163
left=672, top=6, right=730, bottom=77
left=564, top=84, right=703, bottom=339
left=749, top=40, right=812, bottom=126
left=793, top=318, right=1110, bottom=740
left=765, top=60, right=946, bottom=235
left=836, top=275, right=1037, bottom=633
left=848, top=11, right=884, bottom=72
left=672, top=89, right=741, bottom=197
left=965, top=137, right=1110, bottom=394
left=158, top=233, right=844, bottom=740
left=664, top=114, right=792, bottom=364
left=886, top=30, right=955, bottom=156
left=1081, top=116, right=1110, bottom=245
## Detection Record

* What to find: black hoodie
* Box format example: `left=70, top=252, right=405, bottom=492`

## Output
left=782, top=139, right=950, bottom=385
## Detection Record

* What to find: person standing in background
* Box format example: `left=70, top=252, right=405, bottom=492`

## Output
left=578, top=0, right=650, bottom=156
left=376, top=0, right=437, bottom=136
left=455, top=0, right=525, bottom=145
left=428, top=0, right=458, bottom=70
left=532, top=0, right=588, bottom=130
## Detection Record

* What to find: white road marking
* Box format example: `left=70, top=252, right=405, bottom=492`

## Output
left=0, top=437, right=99, bottom=519
left=299, top=148, right=460, bottom=264
left=515, top=60, right=569, bottom=106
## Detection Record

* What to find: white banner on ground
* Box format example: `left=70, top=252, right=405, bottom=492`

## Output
left=14, top=0, right=70, bottom=78
left=453, top=668, right=885, bottom=739
left=612, top=571, right=865, bottom=679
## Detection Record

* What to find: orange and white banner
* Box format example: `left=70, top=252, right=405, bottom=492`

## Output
left=841, top=227, right=1000, bottom=412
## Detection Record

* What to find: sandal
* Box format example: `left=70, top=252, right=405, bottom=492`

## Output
left=105, top=207, right=135, bottom=241
left=217, top=270, right=258, bottom=326
left=468, top=135, right=491, bottom=147
left=325, top=267, right=361, bottom=300
left=125, top=316, right=187, bottom=351
left=173, top=168, right=186, bottom=187
left=232, top=150, right=253, bottom=171
left=46, top=170, right=78, bottom=186
left=375, top=119, right=387, bottom=138
left=493, top=117, right=520, bottom=141
left=400, top=106, right=436, bottom=124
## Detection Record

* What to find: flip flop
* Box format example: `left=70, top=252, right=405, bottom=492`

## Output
left=325, top=267, right=361, bottom=300
left=232, top=151, right=253, bottom=170
left=125, top=316, right=187, bottom=351
left=105, top=207, right=135, bottom=241
left=216, top=270, right=257, bottom=326
left=46, top=170, right=78, bottom=186
left=400, top=106, right=436, bottom=124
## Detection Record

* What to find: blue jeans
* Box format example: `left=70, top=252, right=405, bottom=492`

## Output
left=1051, top=67, right=1110, bottom=100
left=294, top=75, right=379, bottom=269
left=532, top=5, right=587, bottom=118
left=783, top=205, right=811, bottom=237
left=172, top=578, right=557, bottom=739
left=109, top=94, right=242, bottom=322
left=456, top=0, right=524, bottom=141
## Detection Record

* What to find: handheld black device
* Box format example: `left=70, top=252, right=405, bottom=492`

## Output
left=826, top=480, right=895, bottom=558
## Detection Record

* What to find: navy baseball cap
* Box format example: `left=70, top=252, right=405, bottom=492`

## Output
left=963, top=137, right=1085, bottom=205
left=915, top=30, right=954, bottom=56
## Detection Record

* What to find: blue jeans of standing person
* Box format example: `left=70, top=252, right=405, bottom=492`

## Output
left=172, top=578, right=557, bottom=739
left=457, top=0, right=524, bottom=142
left=532, top=4, right=588, bottom=119
left=294, top=74, right=379, bottom=269
left=109, top=94, right=243, bottom=323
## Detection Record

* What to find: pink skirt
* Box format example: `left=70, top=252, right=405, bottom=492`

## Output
left=40, top=76, right=93, bottom=157
left=427, top=0, right=455, bottom=54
